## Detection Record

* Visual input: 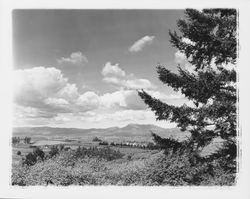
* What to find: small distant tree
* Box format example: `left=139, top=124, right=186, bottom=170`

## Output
left=92, top=137, right=102, bottom=142
left=49, top=145, right=59, bottom=158
left=17, top=151, right=21, bottom=156
left=12, top=137, right=20, bottom=145
left=22, top=147, right=45, bottom=166
left=99, top=141, right=108, bottom=146
left=139, top=9, right=237, bottom=170
left=24, top=137, right=31, bottom=144
left=23, top=152, right=37, bottom=166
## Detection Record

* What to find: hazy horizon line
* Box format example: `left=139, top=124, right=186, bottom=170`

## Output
left=12, top=122, right=177, bottom=130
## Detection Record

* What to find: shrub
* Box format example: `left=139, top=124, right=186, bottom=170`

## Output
left=99, top=141, right=108, bottom=146
left=74, top=146, right=124, bottom=161
left=22, top=148, right=45, bottom=166
left=23, top=152, right=37, bottom=166
left=49, top=145, right=59, bottom=158
left=93, top=137, right=102, bottom=142
left=33, top=147, right=45, bottom=160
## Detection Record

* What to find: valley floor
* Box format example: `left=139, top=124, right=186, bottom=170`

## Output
left=12, top=139, right=236, bottom=186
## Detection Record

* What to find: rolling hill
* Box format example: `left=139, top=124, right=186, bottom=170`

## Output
left=13, top=124, right=190, bottom=142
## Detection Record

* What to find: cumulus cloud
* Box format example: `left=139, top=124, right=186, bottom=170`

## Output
left=44, top=98, right=69, bottom=107
left=77, top=91, right=100, bottom=111
left=102, top=62, right=155, bottom=90
left=13, top=66, right=153, bottom=125
left=13, top=67, right=101, bottom=120
left=101, top=62, right=126, bottom=77
left=129, top=35, right=155, bottom=52
left=57, top=52, right=88, bottom=65
left=13, top=64, right=186, bottom=127
left=102, top=77, right=121, bottom=85
left=125, top=79, right=154, bottom=90
left=99, top=89, right=184, bottom=110
left=103, top=77, right=155, bottom=90
left=57, top=83, right=79, bottom=101
left=14, top=67, right=69, bottom=108
left=100, top=90, right=147, bottom=110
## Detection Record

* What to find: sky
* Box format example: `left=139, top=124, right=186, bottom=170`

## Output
left=12, top=9, right=193, bottom=129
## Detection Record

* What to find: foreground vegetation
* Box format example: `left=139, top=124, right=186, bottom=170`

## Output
left=12, top=143, right=236, bottom=186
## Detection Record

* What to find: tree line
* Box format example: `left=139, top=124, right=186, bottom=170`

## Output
left=12, top=136, right=31, bottom=145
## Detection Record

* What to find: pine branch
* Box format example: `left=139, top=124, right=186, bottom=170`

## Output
left=169, top=9, right=237, bottom=69
left=156, top=65, right=236, bottom=104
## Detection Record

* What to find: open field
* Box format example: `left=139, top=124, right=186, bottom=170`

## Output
left=13, top=143, right=157, bottom=164
left=12, top=137, right=158, bottom=165
left=12, top=124, right=224, bottom=167
left=11, top=125, right=234, bottom=186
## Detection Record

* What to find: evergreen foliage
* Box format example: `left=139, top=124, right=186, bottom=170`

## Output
left=138, top=9, right=237, bottom=168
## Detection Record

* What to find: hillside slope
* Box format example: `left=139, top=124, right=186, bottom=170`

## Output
left=13, top=124, right=190, bottom=142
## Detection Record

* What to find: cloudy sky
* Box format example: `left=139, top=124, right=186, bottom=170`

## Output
left=13, top=9, right=193, bottom=129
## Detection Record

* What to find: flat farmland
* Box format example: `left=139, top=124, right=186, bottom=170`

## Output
left=12, top=137, right=158, bottom=165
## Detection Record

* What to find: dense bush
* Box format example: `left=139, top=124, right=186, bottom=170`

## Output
left=74, top=146, right=124, bottom=161
left=23, top=153, right=37, bottom=166
left=33, top=147, right=45, bottom=160
left=12, top=148, right=236, bottom=186
left=92, top=137, right=102, bottom=142
left=22, top=148, right=45, bottom=166
left=12, top=164, right=29, bottom=186
left=49, top=145, right=60, bottom=158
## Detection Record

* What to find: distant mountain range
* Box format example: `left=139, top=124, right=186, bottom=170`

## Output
left=13, top=124, right=190, bottom=142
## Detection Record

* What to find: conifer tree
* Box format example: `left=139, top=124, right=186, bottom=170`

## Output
left=139, top=9, right=237, bottom=167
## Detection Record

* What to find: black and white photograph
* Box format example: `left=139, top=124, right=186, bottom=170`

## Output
left=11, top=8, right=238, bottom=186
left=0, top=1, right=250, bottom=198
